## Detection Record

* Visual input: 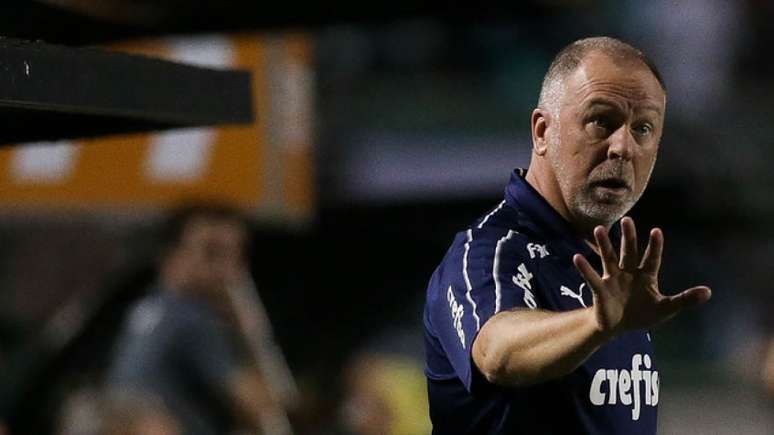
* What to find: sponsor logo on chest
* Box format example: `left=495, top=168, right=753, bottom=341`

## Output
left=589, top=353, right=659, bottom=421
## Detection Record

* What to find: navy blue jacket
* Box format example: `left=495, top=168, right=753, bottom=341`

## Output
left=423, top=169, right=658, bottom=434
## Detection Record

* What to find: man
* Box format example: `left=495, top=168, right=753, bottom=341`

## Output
left=762, top=337, right=774, bottom=397
left=107, top=204, right=284, bottom=435
left=58, top=389, right=181, bottom=435
left=423, top=37, right=712, bottom=434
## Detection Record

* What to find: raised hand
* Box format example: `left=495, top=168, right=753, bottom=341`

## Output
left=572, top=217, right=711, bottom=337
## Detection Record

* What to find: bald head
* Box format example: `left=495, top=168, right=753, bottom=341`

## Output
left=538, top=37, right=665, bottom=114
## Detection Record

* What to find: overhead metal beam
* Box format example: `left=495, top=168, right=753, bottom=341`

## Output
left=0, top=38, right=253, bottom=145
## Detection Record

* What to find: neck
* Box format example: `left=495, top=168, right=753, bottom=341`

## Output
left=525, top=158, right=605, bottom=243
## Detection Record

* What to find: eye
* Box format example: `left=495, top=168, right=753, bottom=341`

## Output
left=587, top=116, right=612, bottom=137
left=633, top=122, right=654, bottom=136
left=590, top=116, right=609, bottom=129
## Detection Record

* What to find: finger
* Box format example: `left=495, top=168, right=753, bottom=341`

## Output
left=573, top=254, right=604, bottom=294
left=594, top=225, right=618, bottom=277
left=618, top=217, right=639, bottom=271
left=639, top=228, right=663, bottom=276
left=658, top=286, right=712, bottom=320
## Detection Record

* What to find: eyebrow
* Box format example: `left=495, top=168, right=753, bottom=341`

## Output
left=586, top=99, right=620, bottom=110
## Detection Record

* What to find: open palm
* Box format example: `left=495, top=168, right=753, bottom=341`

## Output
left=572, top=217, right=711, bottom=336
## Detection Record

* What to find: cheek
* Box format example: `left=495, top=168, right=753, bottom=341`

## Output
left=633, top=148, right=659, bottom=183
left=560, top=130, right=604, bottom=165
left=637, top=144, right=658, bottom=167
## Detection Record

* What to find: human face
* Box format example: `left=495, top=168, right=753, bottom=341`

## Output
left=166, top=217, right=247, bottom=300
left=546, top=52, right=666, bottom=228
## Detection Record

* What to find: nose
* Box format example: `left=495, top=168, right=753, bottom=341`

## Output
left=607, top=126, right=634, bottom=161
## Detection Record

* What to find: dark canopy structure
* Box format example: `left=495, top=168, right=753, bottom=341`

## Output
left=0, top=38, right=252, bottom=145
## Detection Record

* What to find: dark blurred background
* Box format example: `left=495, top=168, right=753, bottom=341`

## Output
left=0, top=1, right=772, bottom=434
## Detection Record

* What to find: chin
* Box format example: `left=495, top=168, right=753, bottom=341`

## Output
left=573, top=201, right=630, bottom=228
left=584, top=189, right=636, bottom=215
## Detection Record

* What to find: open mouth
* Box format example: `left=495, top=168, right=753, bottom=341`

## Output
left=592, top=178, right=630, bottom=192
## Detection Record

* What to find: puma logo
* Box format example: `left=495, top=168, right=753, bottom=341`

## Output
left=560, top=283, right=587, bottom=307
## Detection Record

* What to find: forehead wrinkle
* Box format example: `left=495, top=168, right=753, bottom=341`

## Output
left=574, top=81, right=663, bottom=115
left=554, top=57, right=665, bottom=116
left=575, top=77, right=654, bottom=99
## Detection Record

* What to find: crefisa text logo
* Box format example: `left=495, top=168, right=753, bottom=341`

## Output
left=589, top=353, right=658, bottom=421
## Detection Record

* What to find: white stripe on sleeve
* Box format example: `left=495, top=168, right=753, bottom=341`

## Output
left=493, top=230, right=519, bottom=314
left=462, top=229, right=482, bottom=331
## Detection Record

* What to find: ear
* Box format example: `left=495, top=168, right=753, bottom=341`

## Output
left=531, top=108, right=550, bottom=156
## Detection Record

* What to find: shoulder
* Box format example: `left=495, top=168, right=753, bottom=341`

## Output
left=464, top=201, right=535, bottom=266
left=434, top=202, right=538, bottom=287
left=123, top=294, right=169, bottom=337
left=127, top=293, right=219, bottom=337
left=167, top=295, right=222, bottom=332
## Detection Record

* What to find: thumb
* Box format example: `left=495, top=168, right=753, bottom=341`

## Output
left=660, top=286, right=712, bottom=318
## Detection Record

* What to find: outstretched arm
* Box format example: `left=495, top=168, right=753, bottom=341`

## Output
left=473, top=305, right=606, bottom=386
left=473, top=217, right=711, bottom=387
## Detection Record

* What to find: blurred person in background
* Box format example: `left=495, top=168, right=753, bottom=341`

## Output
left=423, top=37, right=712, bottom=434
left=339, top=352, right=430, bottom=435
left=58, top=388, right=180, bottom=435
left=762, top=338, right=774, bottom=398
left=105, top=203, right=286, bottom=435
